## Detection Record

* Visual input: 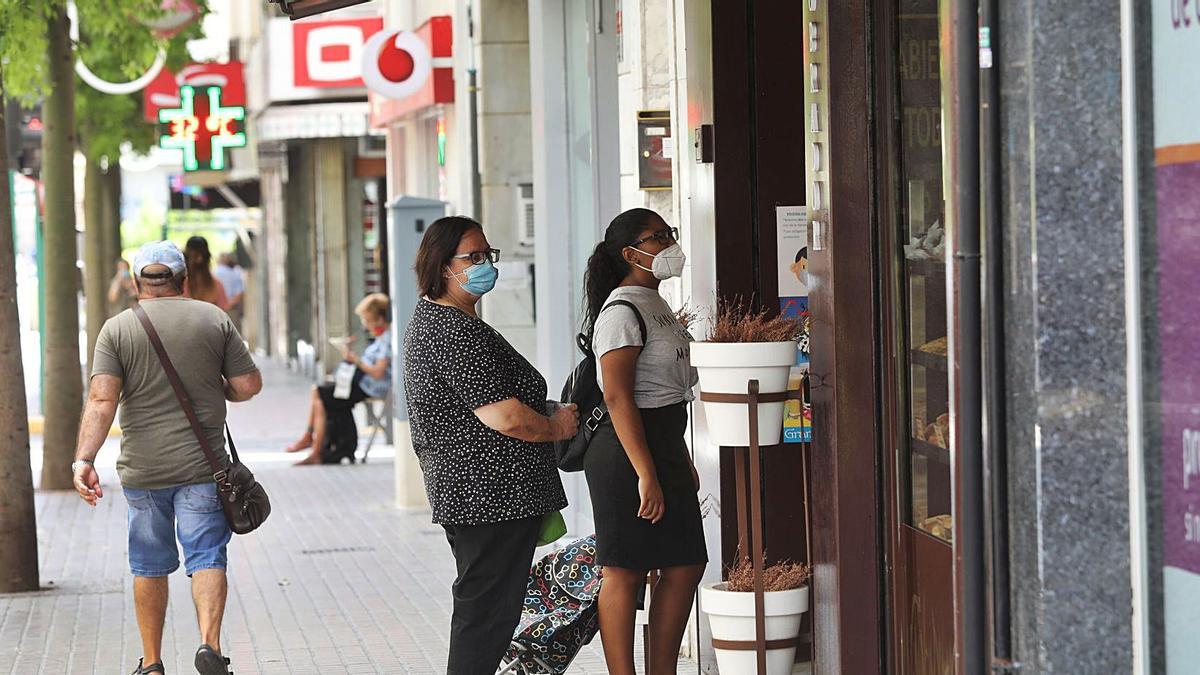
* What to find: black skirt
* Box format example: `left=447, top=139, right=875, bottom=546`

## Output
left=584, top=402, right=708, bottom=570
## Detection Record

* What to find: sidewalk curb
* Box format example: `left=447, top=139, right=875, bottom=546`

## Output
left=29, top=417, right=122, bottom=437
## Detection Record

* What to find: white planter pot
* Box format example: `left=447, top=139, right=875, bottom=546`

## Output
left=691, top=341, right=797, bottom=446
left=700, top=582, right=809, bottom=675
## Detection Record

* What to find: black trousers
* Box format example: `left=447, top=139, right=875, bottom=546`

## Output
left=442, top=514, right=541, bottom=675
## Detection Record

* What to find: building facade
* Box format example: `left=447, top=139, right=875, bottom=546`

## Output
left=240, top=0, right=1199, bottom=672
left=532, top=0, right=1200, bottom=673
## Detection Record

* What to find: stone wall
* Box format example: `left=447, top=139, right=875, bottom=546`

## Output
left=999, top=0, right=1135, bottom=670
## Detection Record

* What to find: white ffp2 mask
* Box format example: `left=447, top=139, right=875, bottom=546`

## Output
left=630, top=242, right=686, bottom=280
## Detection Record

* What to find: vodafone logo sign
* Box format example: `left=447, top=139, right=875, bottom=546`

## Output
left=362, top=29, right=432, bottom=99
left=267, top=15, right=453, bottom=108
left=367, top=16, right=455, bottom=125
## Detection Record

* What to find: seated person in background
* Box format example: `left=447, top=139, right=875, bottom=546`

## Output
left=285, top=293, right=393, bottom=465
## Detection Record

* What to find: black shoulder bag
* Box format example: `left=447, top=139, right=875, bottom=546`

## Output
left=133, top=304, right=271, bottom=535
left=554, top=300, right=647, bottom=471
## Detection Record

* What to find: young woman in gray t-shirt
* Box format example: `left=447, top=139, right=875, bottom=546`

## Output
left=582, top=207, right=706, bottom=675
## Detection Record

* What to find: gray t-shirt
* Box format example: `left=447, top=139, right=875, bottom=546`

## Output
left=91, top=297, right=259, bottom=489
left=592, top=286, right=698, bottom=409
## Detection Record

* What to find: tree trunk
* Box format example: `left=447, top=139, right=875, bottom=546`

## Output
left=0, top=67, right=41, bottom=593
left=84, top=156, right=105, bottom=372
left=102, top=162, right=122, bottom=317
left=40, top=4, right=83, bottom=490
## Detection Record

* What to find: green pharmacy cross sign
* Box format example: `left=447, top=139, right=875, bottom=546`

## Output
left=158, top=85, right=247, bottom=172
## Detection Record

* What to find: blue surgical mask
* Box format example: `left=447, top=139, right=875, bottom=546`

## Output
left=451, top=260, right=499, bottom=296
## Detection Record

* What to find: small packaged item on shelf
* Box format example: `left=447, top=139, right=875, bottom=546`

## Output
left=923, top=413, right=950, bottom=449
left=902, top=220, right=946, bottom=261
left=921, top=514, right=954, bottom=541
left=918, top=336, right=948, bottom=356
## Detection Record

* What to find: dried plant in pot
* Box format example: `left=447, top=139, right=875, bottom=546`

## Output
left=700, top=556, right=812, bottom=675
left=691, top=298, right=802, bottom=446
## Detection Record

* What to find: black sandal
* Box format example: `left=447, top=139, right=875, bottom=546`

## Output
left=131, top=659, right=165, bottom=675
left=195, top=645, right=232, bottom=675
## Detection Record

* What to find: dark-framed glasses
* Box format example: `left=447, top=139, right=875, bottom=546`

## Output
left=630, top=227, right=679, bottom=247
left=451, top=248, right=501, bottom=265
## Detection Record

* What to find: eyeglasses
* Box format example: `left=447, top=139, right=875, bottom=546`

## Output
left=630, top=227, right=679, bottom=247
left=451, top=248, right=501, bottom=265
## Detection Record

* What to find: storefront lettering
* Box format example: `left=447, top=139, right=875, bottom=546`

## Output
left=1184, top=427, right=1200, bottom=489
left=1170, top=0, right=1200, bottom=28
left=903, top=106, right=942, bottom=149
left=899, top=39, right=939, bottom=80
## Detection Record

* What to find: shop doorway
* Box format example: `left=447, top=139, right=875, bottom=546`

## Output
left=875, top=0, right=955, bottom=671
left=710, top=0, right=965, bottom=670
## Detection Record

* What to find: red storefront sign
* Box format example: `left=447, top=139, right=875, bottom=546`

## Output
left=144, top=61, right=246, bottom=123
left=368, top=16, right=453, bottom=127
left=292, top=16, right=384, bottom=88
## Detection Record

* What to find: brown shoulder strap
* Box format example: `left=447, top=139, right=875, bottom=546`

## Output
left=132, top=303, right=227, bottom=477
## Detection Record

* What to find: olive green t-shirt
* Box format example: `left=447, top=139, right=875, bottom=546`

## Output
left=91, top=297, right=259, bottom=489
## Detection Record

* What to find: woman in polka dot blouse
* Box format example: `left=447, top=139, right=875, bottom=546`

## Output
left=402, top=216, right=580, bottom=674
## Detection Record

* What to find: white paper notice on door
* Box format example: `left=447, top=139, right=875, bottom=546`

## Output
left=776, top=205, right=810, bottom=297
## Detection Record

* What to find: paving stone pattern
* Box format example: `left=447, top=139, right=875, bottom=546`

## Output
left=2, top=363, right=694, bottom=674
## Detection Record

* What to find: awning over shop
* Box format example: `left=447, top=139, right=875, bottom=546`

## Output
left=170, top=178, right=261, bottom=210
left=253, top=102, right=384, bottom=142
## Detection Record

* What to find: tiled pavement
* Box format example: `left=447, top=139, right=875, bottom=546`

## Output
left=3, top=362, right=697, bottom=674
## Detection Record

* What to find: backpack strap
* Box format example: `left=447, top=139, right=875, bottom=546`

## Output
left=601, top=299, right=647, bottom=345
left=578, top=299, right=649, bottom=356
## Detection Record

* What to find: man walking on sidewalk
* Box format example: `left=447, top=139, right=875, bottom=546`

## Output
left=72, top=241, right=263, bottom=675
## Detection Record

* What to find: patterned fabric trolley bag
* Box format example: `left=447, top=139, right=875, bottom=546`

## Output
left=498, top=536, right=602, bottom=674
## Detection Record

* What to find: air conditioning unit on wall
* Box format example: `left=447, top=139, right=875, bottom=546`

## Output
left=517, top=183, right=535, bottom=247
left=358, top=135, right=386, bottom=159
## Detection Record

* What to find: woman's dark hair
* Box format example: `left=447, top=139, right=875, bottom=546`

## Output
left=583, top=208, right=666, bottom=331
left=185, top=236, right=217, bottom=298
left=414, top=216, right=483, bottom=299
left=795, top=247, right=807, bottom=263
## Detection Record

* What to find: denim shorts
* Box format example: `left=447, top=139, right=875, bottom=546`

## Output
left=124, top=482, right=232, bottom=577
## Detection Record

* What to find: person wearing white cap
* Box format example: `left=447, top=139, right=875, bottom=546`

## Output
left=71, top=240, right=263, bottom=675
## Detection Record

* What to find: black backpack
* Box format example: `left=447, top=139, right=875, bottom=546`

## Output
left=554, top=300, right=646, bottom=472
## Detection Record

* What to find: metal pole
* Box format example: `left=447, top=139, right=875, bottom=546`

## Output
left=945, top=0, right=986, bottom=671
left=467, top=4, right=483, bottom=221
left=748, top=379, right=767, bottom=675
left=978, top=0, right=1014, bottom=665
left=1119, top=0, right=1151, bottom=671
left=36, top=194, right=44, bottom=413
left=735, top=437, right=750, bottom=566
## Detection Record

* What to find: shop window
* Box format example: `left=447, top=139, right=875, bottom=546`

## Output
left=897, top=6, right=950, bottom=543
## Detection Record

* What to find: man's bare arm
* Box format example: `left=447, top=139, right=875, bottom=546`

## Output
left=73, top=374, right=121, bottom=506
left=76, top=375, right=121, bottom=463
left=225, top=370, right=263, bottom=402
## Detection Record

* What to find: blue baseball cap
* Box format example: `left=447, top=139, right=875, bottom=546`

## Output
left=132, top=240, right=186, bottom=278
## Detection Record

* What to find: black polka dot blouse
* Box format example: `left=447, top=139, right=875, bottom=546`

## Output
left=403, top=299, right=568, bottom=525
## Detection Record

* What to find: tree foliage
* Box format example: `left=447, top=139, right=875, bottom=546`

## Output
left=75, top=1, right=207, bottom=161
left=0, top=1, right=53, bottom=103
left=0, top=0, right=210, bottom=160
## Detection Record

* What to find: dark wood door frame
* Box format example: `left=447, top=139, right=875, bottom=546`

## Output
left=872, top=0, right=907, bottom=669
left=805, top=1, right=885, bottom=673
left=710, top=0, right=885, bottom=673
left=711, top=0, right=811, bottom=572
